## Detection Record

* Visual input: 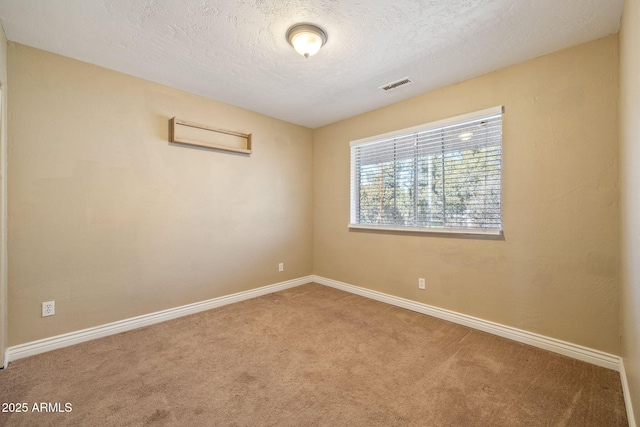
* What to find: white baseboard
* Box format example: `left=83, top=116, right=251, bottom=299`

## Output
left=620, top=358, right=637, bottom=427
left=312, top=275, right=620, bottom=371
left=5, top=276, right=313, bottom=366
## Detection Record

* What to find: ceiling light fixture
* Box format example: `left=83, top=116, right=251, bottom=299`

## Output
left=459, top=132, right=474, bottom=141
left=286, top=23, right=327, bottom=58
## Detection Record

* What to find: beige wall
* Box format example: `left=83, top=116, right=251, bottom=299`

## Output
left=7, top=43, right=313, bottom=346
left=313, top=36, right=620, bottom=354
left=4, top=24, right=627, bottom=386
left=0, top=24, right=7, bottom=365
left=620, top=0, right=640, bottom=422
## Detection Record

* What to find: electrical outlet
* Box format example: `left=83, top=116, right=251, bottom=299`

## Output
left=278, top=263, right=284, bottom=272
left=418, top=278, right=426, bottom=290
left=42, top=301, right=55, bottom=317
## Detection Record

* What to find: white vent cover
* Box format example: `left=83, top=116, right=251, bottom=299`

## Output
left=379, top=77, right=412, bottom=91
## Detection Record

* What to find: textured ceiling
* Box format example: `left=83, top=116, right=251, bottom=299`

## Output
left=0, top=0, right=624, bottom=128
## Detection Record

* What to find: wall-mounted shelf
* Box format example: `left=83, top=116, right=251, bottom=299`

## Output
left=169, top=117, right=252, bottom=155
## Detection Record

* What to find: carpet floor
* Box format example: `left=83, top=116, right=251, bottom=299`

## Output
left=0, top=283, right=628, bottom=426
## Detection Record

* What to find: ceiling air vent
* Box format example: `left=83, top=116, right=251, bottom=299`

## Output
left=380, top=77, right=412, bottom=91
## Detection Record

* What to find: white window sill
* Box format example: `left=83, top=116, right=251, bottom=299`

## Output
left=348, top=224, right=503, bottom=237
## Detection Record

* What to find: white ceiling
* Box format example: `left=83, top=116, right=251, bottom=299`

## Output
left=0, top=0, right=624, bottom=128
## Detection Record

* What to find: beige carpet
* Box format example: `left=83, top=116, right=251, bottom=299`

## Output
left=0, top=283, right=628, bottom=426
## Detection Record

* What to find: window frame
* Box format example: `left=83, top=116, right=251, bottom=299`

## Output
left=349, top=106, right=504, bottom=236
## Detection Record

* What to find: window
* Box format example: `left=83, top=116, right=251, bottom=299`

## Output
left=350, top=106, right=503, bottom=235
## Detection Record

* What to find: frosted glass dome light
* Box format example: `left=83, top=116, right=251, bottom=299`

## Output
left=287, top=24, right=327, bottom=58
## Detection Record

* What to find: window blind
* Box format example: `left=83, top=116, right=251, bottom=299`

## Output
left=350, top=106, right=503, bottom=234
